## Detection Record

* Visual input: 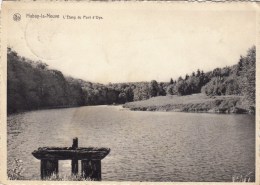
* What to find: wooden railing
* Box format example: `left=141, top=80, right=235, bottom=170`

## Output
left=32, top=138, right=110, bottom=181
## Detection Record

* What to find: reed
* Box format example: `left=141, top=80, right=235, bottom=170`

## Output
left=7, top=158, right=24, bottom=180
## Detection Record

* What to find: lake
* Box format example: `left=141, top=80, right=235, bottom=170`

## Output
left=7, top=106, right=255, bottom=181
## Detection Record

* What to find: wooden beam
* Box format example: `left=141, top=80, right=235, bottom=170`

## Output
left=32, top=147, right=110, bottom=160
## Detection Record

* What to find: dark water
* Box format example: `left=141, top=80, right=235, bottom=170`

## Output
left=7, top=106, right=255, bottom=181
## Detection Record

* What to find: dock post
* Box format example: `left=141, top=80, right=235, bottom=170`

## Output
left=81, top=160, right=101, bottom=181
left=41, top=159, right=58, bottom=179
left=71, top=137, right=78, bottom=175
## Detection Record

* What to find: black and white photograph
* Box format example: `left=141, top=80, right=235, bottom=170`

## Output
left=0, top=2, right=259, bottom=184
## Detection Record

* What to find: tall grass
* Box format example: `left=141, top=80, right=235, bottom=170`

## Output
left=7, top=158, right=92, bottom=181
left=43, top=173, right=92, bottom=181
left=8, top=158, right=24, bottom=180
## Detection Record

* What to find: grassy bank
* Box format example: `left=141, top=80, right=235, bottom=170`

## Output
left=123, top=93, right=249, bottom=114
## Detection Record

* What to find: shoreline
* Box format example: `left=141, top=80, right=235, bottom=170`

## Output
left=8, top=104, right=125, bottom=116
left=123, top=105, right=249, bottom=114
left=123, top=94, right=254, bottom=114
left=8, top=94, right=254, bottom=115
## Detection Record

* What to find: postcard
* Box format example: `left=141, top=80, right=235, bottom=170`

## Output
left=0, top=1, right=259, bottom=185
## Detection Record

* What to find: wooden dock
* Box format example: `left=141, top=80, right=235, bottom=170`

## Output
left=32, top=138, right=110, bottom=181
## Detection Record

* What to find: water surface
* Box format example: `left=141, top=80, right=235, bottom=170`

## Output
left=7, top=106, right=255, bottom=181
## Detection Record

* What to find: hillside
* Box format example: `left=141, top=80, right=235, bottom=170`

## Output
left=7, top=48, right=84, bottom=113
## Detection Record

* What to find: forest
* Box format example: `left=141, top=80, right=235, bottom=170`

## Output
left=7, top=46, right=255, bottom=114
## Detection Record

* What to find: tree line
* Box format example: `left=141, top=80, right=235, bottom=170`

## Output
left=7, top=46, right=255, bottom=114
left=7, top=48, right=85, bottom=113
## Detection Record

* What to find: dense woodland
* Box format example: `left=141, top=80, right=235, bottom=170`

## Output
left=7, top=46, right=255, bottom=114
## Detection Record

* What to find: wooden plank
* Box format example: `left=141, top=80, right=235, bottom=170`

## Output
left=81, top=160, right=101, bottom=181
left=32, top=147, right=110, bottom=160
left=41, top=159, right=58, bottom=180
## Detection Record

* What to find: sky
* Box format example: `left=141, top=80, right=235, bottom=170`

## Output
left=7, top=4, right=256, bottom=84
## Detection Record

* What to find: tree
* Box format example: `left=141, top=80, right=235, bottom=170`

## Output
left=186, top=76, right=200, bottom=94
left=7, top=48, right=85, bottom=113
left=240, top=46, right=255, bottom=111
left=149, top=80, right=159, bottom=97
left=178, top=76, right=183, bottom=82
left=185, top=74, right=189, bottom=80
left=196, top=69, right=201, bottom=77
left=166, top=84, right=175, bottom=95
left=158, top=83, right=166, bottom=96
left=201, top=77, right=226, bottom=96
left=124, top=87, right=134, bottom=102
left=224, top=77, right=240, bottom=95
left=36, top=61, right=48, bottom=70
left=212, top=68, right=222, bottom=77
left=170, top=78, right=174, bottom=84
left=118, top=92, right=127, bottom=103
left=175, top=80, right=189, bottom=95
left=133, top=84, right=150, bottom=101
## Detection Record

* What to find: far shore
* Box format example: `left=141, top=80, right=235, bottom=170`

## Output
left=8, top=94, right=254, bottom=116
left=123, top=93, right=253, bottom=114
left=7, top=104, right=125, bottom=115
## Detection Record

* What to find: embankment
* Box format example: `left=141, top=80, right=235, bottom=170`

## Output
left=123, top=94, right=249, bottom=114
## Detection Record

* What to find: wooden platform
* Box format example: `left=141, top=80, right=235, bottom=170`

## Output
left=32, top=138, right=110, bottom=181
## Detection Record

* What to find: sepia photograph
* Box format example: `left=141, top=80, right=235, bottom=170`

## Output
left=0, top=2, right=259, bottom=184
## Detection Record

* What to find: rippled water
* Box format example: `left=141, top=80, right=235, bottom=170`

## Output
left=7, top=106, right=255, bottom=181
